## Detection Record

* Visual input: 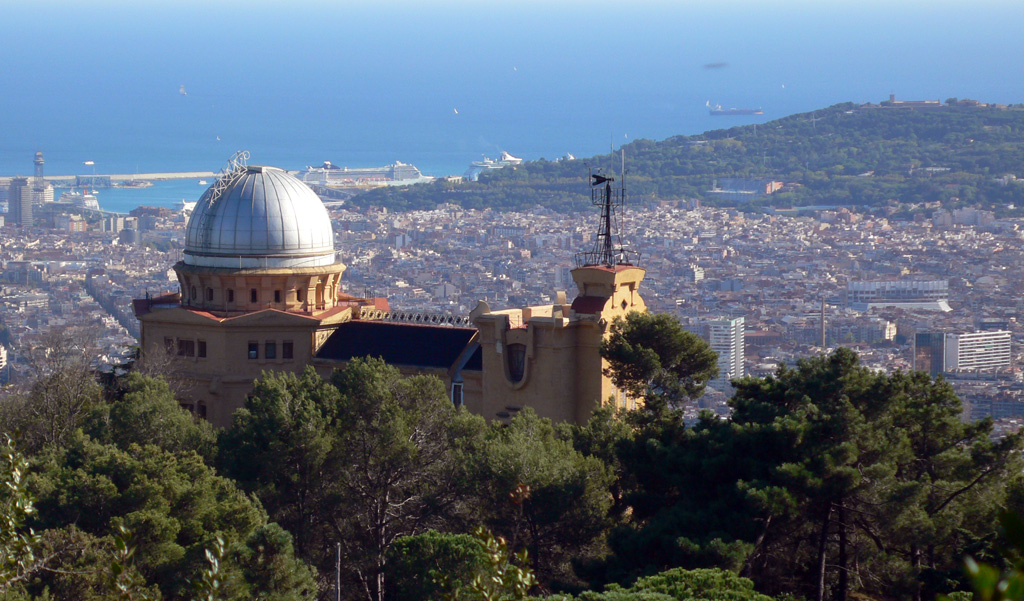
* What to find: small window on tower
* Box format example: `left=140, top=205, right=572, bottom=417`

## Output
left=197, top=340, right=207, bottom=358
left=265, top=341, right=276, bottom=359
left=274, top=290, right=282, bottom=303
left=190, top=286, right=197, bottom=300
left=227, top=289, right=234, bottom=303
left=248, top=342, right=258, bottom=360
left=207, top=288, right=213, bottom=302
left=250, top=289, right=258, bottom=303
left=297, top=288, right=304, bottom=302
left=282, top=341, right=294, bottom=359
left=507, top=343, right=526, bottom=383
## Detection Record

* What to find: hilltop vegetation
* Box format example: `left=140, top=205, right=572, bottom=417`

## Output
left=352, top=101, right=1024, bottom=214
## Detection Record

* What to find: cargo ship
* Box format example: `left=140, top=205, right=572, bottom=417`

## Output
left=707, top=101, right=763, bottom=116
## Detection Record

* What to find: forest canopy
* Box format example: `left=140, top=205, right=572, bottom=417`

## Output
left=1, top=334, right=1022, bottom=600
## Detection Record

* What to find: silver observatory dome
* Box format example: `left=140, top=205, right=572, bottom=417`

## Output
left=183, top=165, right=336, bottom=269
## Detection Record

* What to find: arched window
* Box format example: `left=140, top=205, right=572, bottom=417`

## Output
left=507, top=343, right=526, bottom=383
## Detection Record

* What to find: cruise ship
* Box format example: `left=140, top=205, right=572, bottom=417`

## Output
left=174, top=199, right=198, bottom=216
left=58, top=190, right=100, bottom=210
left=298, top=161, right=433, bottom=187
left=464, top=151, right=523, bottom=181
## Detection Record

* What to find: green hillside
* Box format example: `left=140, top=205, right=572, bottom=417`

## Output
left=352, top=100, right=1024, bottom=213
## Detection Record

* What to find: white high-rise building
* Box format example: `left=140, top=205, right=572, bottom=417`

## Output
left=684, top=263, right=705, bottom=283
left=944, top=330, right=1011, bottom=372
left=709, top=316, right=744, bottom=394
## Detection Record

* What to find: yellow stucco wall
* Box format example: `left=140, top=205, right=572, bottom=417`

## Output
left=469, top=263, right=647, bottom=424
left=138, top=262, right=647, bottom=428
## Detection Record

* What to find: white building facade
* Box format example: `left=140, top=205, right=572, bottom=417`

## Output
left=709, top=316, right=745, bottom=394
left=944, top=330, right=1011, bottom=372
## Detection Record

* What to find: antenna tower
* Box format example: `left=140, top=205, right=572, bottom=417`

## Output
left=33, top=152, right=44, bottom=180
left=574, top=168, right=640, bottom=269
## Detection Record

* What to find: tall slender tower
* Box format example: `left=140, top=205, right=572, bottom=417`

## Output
left=29, top=152, right=53, bottom=205
left=8, top=177, right=31, bottom=227
left=709, top=316, right=745, bottom=394
left=821, top=297, right=827, bottom=348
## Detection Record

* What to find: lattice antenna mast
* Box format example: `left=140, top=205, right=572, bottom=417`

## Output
left=197, top=150, right=250, bottom=248
left=574, top=166, right=639, bottom=269
left=596, top=173, right=615, bottom=264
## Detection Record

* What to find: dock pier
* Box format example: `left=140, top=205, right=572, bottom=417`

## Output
left=0, top=171, right=219, bottom=188
left=42, top=171, right=218, bottom=184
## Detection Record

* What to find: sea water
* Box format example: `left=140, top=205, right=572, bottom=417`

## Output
left=4, top=1, right=1024, bottom=214
left=84, top=180, right=210, bottom=215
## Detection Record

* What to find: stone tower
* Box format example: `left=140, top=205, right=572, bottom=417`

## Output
left=470, top=172, right=646, bottom=423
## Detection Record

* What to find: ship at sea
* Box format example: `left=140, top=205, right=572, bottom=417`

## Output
left=174, top=199, right=198, bottom=217
left=298, top=160, right=433, bottom=188
left=707, top=101, right=764, bottom=116
left=58, top=190, right=100, bottom=210
left=464, top=151, right=523, bottom=181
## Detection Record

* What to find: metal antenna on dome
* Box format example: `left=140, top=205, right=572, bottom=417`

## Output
left=197, top=150, right=251, bottom=249
left=207, top=150, right=250, bottom=205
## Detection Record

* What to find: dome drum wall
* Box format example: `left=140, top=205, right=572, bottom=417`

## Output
left=174, top=262, right=345, bottom=315
left=184, top=166, right=338, bottom=269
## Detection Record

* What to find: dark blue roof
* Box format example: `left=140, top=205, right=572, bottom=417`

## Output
left=316, top=320, right=479, bottom=371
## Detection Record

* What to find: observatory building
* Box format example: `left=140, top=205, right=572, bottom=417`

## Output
left=135, top=155, right=646, bottom=427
